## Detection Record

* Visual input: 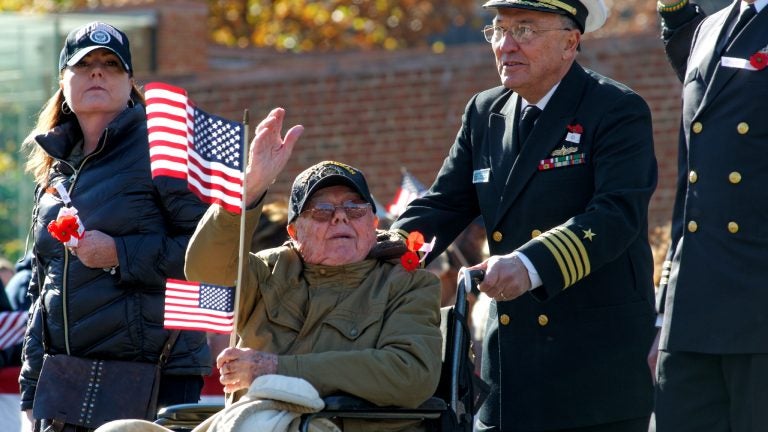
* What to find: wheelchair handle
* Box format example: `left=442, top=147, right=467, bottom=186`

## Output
left=458, top=268, right=484, bottom=300
left=450, top=268, right=484, bottom=417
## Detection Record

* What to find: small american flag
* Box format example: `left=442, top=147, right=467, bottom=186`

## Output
left=387, top=168, right=427, bottom=217
left=0, top=311, right=27, bottom=349
left=163, top=279, right=235, bottom=334
left=145, top=82, right=244, bottom=214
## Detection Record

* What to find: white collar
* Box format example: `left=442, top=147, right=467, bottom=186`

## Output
left=744, top=0, right=766, bottom=13
left=520, top=82, right=560, bottom=112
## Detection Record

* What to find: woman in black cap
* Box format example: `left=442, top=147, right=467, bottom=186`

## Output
left=20, top=21, right=210, bottom=431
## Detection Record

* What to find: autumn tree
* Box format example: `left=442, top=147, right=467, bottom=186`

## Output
left=1, top=0, right=483, bottom=52
left=208, top=0, right=482, bottom=52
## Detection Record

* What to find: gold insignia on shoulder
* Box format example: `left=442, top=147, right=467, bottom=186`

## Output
left=582, top=229, right=596, bottom=241
left=550, top=145, right=579, bottom=157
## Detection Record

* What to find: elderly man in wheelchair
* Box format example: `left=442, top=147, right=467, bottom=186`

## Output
left=97, top=108, right=450, bottom=432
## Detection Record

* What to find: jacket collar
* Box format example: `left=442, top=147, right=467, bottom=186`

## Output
left=35, top=104, right=145, bottom=161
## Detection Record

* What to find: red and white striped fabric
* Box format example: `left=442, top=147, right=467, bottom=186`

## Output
left=0, top=312, right=26, bottom=350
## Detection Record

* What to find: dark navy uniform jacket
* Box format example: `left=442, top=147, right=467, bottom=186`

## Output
left=393, top=62, right=657, bottom=431
left=658, top=1, right=768, bottom=354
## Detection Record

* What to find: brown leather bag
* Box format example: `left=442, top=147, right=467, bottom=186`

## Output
left=33, top=355, right=159, bottom=430
left=32, top=331, right=179, bottom=431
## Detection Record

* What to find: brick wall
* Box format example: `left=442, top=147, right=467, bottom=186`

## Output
left=102, top=2, right=684, bottom=268
left=139, top=35, right=680, bottom=234
left=93, top=0, right=681, bottom=233
left=95, top=0, right=209, bottom=75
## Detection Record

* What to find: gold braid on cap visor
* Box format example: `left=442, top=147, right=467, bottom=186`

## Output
left=537, top=0, right=578, bottom=16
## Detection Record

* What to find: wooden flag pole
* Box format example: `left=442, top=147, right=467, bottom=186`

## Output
left=229, top=109, right=250, bottom=349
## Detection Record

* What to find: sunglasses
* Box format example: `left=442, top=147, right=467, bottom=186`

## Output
left=301, top=201, right=371, bottom=222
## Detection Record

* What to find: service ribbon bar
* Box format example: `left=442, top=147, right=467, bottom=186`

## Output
left=538, top=153, right=586, bottom=171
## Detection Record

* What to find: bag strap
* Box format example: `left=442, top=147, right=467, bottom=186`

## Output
left=147, top=330, right=181, bottom=419
left=158, top=330, right=181, bottom=367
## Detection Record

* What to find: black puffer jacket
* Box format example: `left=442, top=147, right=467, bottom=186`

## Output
left=20, top=104, right=211, bottom=410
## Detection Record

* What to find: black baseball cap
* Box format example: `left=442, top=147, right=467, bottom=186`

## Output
left=482, top=0, right=607, bottom=34
left=59, top=22, right=132, bottom=74
left=288, top=161, right=376, bottom=223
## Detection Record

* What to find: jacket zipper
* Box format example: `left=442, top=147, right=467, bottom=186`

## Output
left=60, top=130, right=110, bottom=355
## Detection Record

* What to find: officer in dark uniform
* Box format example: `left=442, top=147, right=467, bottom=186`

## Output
left=392, top=0, right=657, bottom=431
left=652, top=1, right=768, bottom=431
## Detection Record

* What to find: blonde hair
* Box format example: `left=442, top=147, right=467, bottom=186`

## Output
left=23, top=82, right=145, bottom=186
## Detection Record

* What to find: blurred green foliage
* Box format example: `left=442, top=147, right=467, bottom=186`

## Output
left=0, top=103, right=33, bottom=263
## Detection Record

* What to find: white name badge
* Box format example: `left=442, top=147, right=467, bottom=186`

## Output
left=473, top=168, right=491, bottom=184
left=566, top=132, right=582, bottom=144
left=721, top=56, right=757, bottom=71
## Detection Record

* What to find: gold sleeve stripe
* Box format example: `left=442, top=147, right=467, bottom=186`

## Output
left=541, top=232, right=577, bottom=286
left=537, top=235, right=572, bottom=287
left=555, top=226, right=591, bottom=277
left=551, top=229, right=584, bottom=280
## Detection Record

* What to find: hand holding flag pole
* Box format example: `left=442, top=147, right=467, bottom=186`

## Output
left=151, top=83, right=304, bottom=398
left=232, top=108, right=303, bottom=348
left=230, top=109, right=250, bottom=350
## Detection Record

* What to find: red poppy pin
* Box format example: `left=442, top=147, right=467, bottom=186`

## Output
left=47, top=207, right=85, bottom=246
left=400, top=231, right=436, bottom=272
left=750, top=52, right=768, bottom=71
left=567, top=124, right=583, bottom=134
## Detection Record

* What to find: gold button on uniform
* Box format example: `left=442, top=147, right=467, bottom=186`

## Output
left=689, top=171, right=698, bottom=183
left=728, top=222, right=739, bottom=234
left=729, top=172, right=742, bottom=184
left=737, top=122, right=749, bottom=135
left=499, top=314, right=511, bottom=326
left=531, top=229, right=542, bottom=238
left=493, top=231, right=503, bottom=242
left=537, top=314, right=549, bottom=326
left=688, top=221, right=698, bottom=233
left=692, top=122, right=703, bottom=134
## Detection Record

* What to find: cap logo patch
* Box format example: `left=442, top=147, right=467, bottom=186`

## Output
left=75, top=22, right=124, bottom=45
left=324, top=161, right=357, bottom=175
left=89, top=30, right=111, bottom=45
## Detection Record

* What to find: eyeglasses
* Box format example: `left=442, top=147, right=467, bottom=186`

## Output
left=301, top=201, right=371, bottom=222
left=482, top=24, right=573, bottom=44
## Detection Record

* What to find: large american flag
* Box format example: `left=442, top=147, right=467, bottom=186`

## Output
left=387, top=168, right=427, bottom=217
left=163, top=279, right=235, bottom=334
left=0, top=311, right=27, bottom=349
left=145, top=82, right=244, bottom=214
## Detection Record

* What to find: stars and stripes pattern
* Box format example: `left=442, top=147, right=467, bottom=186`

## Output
left=163, top=279, right=235, bottom=334
left=533, top=226, right=591, bottom=289
left=0, top=311, right=27, bottom=350
left=387, top=169, right=427, bottom=217
left=145, top=82, right=244, bottom=214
